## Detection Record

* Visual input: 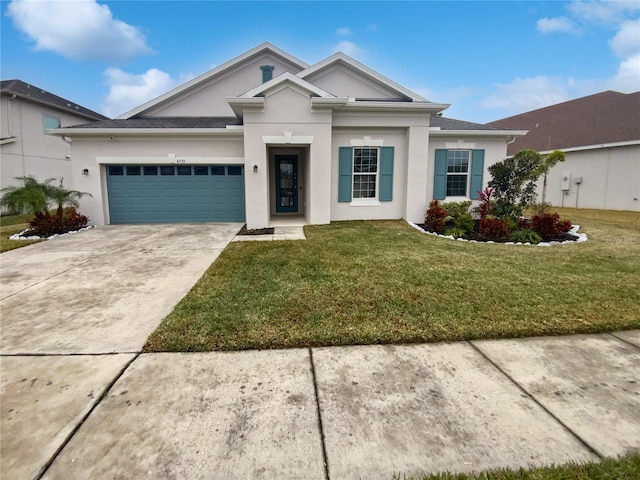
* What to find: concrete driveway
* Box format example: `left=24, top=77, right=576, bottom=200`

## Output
left=0, top=223, right=241, bottom=479
left=0, top=223, right=241, bottom=354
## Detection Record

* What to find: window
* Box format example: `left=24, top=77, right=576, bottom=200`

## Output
left=194, top=166, right=208, bottom=176
left=353, top=148, right=378, bottom=199
left=211, top=166, right=225, bottom=176
left=177, top=166, right=192, bottom=175
left=126, top=166, right=141, bottom=176
left=108, top=166, right=123, bottom=176
left=143, top=166, right=158, bottom=175
left=227, top=166, right=242, bottom=176
left=446, top=150, right=470, bottom=196
left=43, top=115, right=60, bottom=132
left=160, top=166, right=175, bottom=175
left=433, top=149, right=484, bottom=201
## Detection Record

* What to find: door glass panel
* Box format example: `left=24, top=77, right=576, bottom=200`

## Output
left=279, top=159, right=296, bottom=208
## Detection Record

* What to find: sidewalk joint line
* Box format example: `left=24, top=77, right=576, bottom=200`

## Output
left=34, top=352, right=140, bottom=480
left=308, top=348, right=330, bottom=480
left=467, top=340, right=604, bottom=460
left=607, top=332, right=640, bottom=350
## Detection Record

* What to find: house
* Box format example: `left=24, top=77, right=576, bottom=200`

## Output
left=1, top=79, right=108, bottom=191
left=52, top=43, right=526, bottom=228
left=488, top=91, right=640, bottom=212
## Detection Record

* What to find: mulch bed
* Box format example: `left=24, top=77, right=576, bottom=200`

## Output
left=237, top=224, right=275, bottom=236
left=414, top=222, right=579, bottom=243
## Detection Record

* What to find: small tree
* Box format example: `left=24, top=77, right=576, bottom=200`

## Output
left=44, top=178, right=92, bottom=220
left=488, top=150, right=541, bottom=220
left=537, top=150, right=565, bottom=210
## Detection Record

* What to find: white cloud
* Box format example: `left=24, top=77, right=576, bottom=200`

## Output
left=6, top=0, right=152, bottom=63
left=481, top=76, right=571, bottom=112
left=336, top=27, right=352, bottom=36
left=333, top=40, right=362, bottom=58
left=568, top=0, right=640, bottom=26
left=536, top=17, right=577, bottom=34
left=609, top=18, right=640, bottom=57
left=102, top=68, right=177, bottom=118
left=606, top=54, right=640, bottom=91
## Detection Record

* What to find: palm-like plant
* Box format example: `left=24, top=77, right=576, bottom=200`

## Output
left=0, top=176, right=49, bottom=215
left=0, top=176, right=91, bottom=218
left=44, top=178, right=92, bottom=219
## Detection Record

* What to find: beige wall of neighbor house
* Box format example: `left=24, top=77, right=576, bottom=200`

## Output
left=145, top=53, right=305, bottom=118
left=1, top=97, right=92, bottom=189
left=68, top=134, right=245, bottom=224
left=539, top=144, right=640, bottom=211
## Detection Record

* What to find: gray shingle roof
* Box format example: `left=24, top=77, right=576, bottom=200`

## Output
left=1, top=79, right=108, bottom=121
left=65, top=117, right=242, bottom=129
left=430, top=116, right=502, bottom=131
left=487, top=90, right=640, bottom=155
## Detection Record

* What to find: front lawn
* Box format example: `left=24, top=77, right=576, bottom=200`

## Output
left=144, top=208, right=640, bottom=352
left=397, top=451, right=640, bottom=480
left=0, top=213, right=42, bottom=252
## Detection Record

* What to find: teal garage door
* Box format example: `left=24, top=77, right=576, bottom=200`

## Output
left=106, top=165, right=245, bottom=223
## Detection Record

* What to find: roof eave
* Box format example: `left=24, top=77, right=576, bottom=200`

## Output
left=1, top=91, right=107, bottom=121
left=49, top=127, right=244, bottom=137
left=429, top=129, right=529, bottom=136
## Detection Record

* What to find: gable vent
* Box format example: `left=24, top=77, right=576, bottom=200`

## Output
left=261, top=65, right=274, bottom=83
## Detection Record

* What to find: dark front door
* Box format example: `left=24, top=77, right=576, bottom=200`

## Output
left=275, top=155, right=298, bottom=213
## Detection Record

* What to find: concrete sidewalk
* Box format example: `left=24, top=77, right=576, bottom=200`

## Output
left=2, top=331, right=638, bottom=480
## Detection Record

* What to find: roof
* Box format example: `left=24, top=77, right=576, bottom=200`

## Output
left=65, top=117, right=241, bottom=129
left=0, top=79, right=108, bottom=121
left=487, top=90, right=640, bottom=155
left=430, top=116, right=503, bottom=131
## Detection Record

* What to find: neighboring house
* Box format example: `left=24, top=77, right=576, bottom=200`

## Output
left=52, top=43, right=526, bottom=228
left=488, top=91, right=640, bottom=212
left=1, top=79, right=108, bottom=191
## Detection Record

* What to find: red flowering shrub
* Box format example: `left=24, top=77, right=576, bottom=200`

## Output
left=478, top=217, right=510, bottom=242
left=530, top=213, right=572, bottom=241
left=63, top=207, right=88, bottom=231
left=28, top=207, right=88, bottom=237
left=425, top=200, right=449, bottom=234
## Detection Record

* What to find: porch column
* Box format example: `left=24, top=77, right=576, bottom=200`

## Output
left=405, top=126, right=430, bottom=223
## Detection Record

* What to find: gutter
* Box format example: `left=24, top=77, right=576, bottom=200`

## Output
left=48, top=127, right=245, bottom=137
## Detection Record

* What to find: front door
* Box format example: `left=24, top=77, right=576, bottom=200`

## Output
left=275, top=155, right=298, bottom=213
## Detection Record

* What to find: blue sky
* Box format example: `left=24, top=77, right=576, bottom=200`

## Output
left=1, top=0, right=639, bottom=122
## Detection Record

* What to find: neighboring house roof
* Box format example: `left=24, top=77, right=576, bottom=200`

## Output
left=487, top=90, right=640, bottom=155
left=0, top=79, right=108, bottom=121
left=118, top=42, right=309, bottom=119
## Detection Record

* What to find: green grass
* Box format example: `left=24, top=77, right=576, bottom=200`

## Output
left=144, top=208, right=640, bottom=352
left=395, top=452, right=640, bottom=480
left=0, top=213, right=42, bottom=252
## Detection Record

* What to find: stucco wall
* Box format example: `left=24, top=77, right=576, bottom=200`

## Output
left=539, top=144, right=640, bottom=211
left=69, top=135, right=245, bottom=225
left=242, top=84, right=333, bottom=229
left=427, top=136, right=510, bottom=205
left=1, top=97, right=94, bottom=190
left=146, top=53, right=305, bottom=118
left=330, top=128, right=408, bottom=221
left=304, top=64, right=400, bottom=99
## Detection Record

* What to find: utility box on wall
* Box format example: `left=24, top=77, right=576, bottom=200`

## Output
left=561, top=172, right=571, bottom=191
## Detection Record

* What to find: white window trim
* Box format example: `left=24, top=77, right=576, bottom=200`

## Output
left=351, top=147, right=380, bottom=204
left=446, top=149, right=471, bottom=197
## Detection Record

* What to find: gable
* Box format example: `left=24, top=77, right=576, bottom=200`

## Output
left=144, top=52, right=306, bottom=118
left=303, top=63, right=408, bottom=100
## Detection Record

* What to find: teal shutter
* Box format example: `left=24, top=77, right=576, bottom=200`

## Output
left=469, top=149, right=485, bottom=200
left=338, top=147, right=353, bottom=202
left=433, top=149, right=447, bottom=200
left=379, top=146, right=394, bottom=201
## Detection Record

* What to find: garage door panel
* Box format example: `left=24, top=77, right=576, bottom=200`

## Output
left=106, top=165, right=245, bottom=224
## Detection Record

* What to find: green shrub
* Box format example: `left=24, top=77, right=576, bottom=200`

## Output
left=444, top=226, right=468, bottom=239
left=509, top=228, right=542, bottom=244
